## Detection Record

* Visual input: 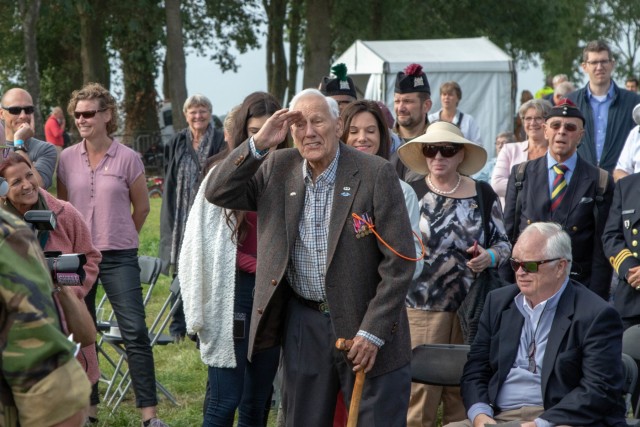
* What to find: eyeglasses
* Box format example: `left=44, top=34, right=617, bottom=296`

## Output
left=528, top=340, right=537, bottom=373
left=585, top=59, right=612, bottom=67
left=74, top=108, right=107, bottom=119
left=1, top=105, right=35, bottom=115
left=547, top=121, right=579, bottom=132
left=509, top=257, right=562, bottom=273
left=422, top=145, right=463, bottom=158
left=523, top=116, right=544, bottom=123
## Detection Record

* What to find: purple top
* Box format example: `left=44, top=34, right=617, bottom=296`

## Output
left=58, top=140, right=145, bottom=251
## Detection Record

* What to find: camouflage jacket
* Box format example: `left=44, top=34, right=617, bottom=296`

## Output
left=0, top=209, right=78, bottom=426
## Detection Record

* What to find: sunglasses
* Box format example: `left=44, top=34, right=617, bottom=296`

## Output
left=74, top=108, right=107, bottom=119
left=422, top=145, right=463, bottom=158
left=1, top=105, right=35, bottom=115
left=509, top=257, right=561, bottom=273
left=547, top=121, right=579, bottom=132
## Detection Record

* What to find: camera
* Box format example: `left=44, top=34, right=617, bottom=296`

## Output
left=23, top=210, right=87, bottom=286
left=43, top=251, right=87, bottom=286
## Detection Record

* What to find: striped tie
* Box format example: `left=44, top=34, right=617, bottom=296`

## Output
left=550, top=164, right=568, bottom=211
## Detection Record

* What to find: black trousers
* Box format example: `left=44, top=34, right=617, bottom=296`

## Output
left=281, top=298, right=411, bottom=427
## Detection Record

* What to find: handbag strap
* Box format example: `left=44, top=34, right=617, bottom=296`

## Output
left=475, top=180, right=492, bottom=249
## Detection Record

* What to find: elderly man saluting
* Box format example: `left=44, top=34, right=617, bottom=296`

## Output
left=206, top=88, right=415, bottom=426
left=447, top=222, right=626, bottom=427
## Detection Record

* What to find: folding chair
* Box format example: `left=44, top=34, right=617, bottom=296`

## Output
left=96, top=256, right=165, bottom=404
left=623, top=325, right=640, bottom=420
left=410, top=343, right=470, bottom=386
left=622, top=352, right=640, bottom=426
left=101, top=276, right=182, bottom=412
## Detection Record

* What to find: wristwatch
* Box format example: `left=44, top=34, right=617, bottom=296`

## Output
left=13, top=139, right=26, bottom=152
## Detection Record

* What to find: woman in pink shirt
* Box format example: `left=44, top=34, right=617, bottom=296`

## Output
left=491, top=98, right=551, bottom=207
left=57, top=83, right=167, bottom=427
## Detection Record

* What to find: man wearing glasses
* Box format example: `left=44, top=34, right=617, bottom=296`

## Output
left=0, top=88, right=57, bottom=189
left=447, top=222, right=626, bottom=427
left=567, top=40, right=640, bottom=173
left=503, top=100, right=614, bottom=300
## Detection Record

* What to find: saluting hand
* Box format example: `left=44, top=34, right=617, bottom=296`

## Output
left=253, top=108, right=303, bottom=152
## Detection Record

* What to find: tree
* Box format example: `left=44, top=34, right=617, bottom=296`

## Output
left=19, top=0, right=44, bottom=136
left=286, top=0, right=303, bottom=104
left=584, top=0, right=640, bottom=80
left=75, top=0, right=110, bottom=86
left=108, top=1, right=164, bottom=142
left=165, top=0, right=188, bottom=130
left=302, top=0, right=332, bottom=89
left=37, top=2, right=84, bottom=126
left=264, top=0, right=288, bottom=103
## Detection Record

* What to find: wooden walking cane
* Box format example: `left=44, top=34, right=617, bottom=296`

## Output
left=336, top=338, right=366, bottom=427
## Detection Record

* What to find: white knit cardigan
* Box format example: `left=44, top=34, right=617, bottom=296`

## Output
left=178, top=167, right=238, bottom=367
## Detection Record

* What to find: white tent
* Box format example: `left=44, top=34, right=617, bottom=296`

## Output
left=333, top=37, right=516, bottom=159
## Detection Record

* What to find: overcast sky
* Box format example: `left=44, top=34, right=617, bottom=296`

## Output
left=159, top=43, right=548, bottom=118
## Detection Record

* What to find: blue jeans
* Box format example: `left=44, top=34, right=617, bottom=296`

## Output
left=203, top=270, right=280, bottom=427
left=87, top=249, right=158, bottom=408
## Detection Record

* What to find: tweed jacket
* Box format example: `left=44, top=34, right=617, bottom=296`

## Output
left=205, top=140, right=415, bottom=378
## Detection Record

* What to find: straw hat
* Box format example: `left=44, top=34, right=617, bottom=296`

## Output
left=397, top=121, right=487, bottom=176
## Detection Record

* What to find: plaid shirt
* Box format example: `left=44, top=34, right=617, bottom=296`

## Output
left=250, top=140, right=383, bottom=347
left=286, top=147, right=340, bottom=301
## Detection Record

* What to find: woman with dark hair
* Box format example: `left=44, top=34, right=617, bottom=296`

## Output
left=341, top=100, right=423, bottom=278
left=0, top=152, right=101, bottom=421
left=57, top=83, right=167, bottom=426
left=179, top=91, right=285, bottom=427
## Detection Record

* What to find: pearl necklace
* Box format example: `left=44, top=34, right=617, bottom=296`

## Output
left=427, top=173, right=462, bottom=195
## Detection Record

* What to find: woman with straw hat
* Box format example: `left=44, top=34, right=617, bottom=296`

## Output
left=397, top=121, right=511, bottom=427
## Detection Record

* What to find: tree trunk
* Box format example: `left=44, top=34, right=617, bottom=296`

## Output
left=76, top=0, right=109, bottom=86
left=264, top=0, right=288, bottom=104
left=19, top=0, right=43, bottom=137
left=165, top=0, right=187, bottom=131
left=112, top=1, right=162, bottom=146
left=286, top=0, right=303, bottom=104
left=302, top=0, right=331, bottom=89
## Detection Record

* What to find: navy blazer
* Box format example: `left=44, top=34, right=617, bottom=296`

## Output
left=603, top=173, right=640, bottom=319
left=503, top=155, right=613, bottom=299
left=205, top=141, right=415, bottom=378
left=461, top=281, right=626, bottom=426
left=567, top=82, right=640, bottom=173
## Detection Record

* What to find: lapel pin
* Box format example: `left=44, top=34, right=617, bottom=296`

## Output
left=343, top=186, right=351, bottom=191
left=290, top=192, right=296, bottom=196
left=625, top=220, right=630, bottom=229
left=340, top=192, right=351, bottom=197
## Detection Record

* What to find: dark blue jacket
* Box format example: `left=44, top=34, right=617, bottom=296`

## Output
left=567, top=81, right=640, bottom=173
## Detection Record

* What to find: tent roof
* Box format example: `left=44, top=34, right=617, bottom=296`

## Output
left=334, top=37, right=512, bottom=74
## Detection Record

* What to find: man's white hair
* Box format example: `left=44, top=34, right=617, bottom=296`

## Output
left=520, top=222, right=573, bottom=275
left=289, top=88, right=339, bottom=119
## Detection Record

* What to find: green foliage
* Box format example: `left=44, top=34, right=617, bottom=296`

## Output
left=583, top=0, right=640, bottom=79
left=37, top=1, right=83, bottom=116
left=182, top=0, right=264, bottom=72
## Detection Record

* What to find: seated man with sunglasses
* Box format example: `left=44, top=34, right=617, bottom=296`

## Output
left=0, top=88, right=57, bottom=189
left=447, top=222, right=626, bottom=427
left=503, top=99, right=614, bottom=300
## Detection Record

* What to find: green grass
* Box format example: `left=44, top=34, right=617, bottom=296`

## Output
left=94, top=198, right=279, bottom=426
